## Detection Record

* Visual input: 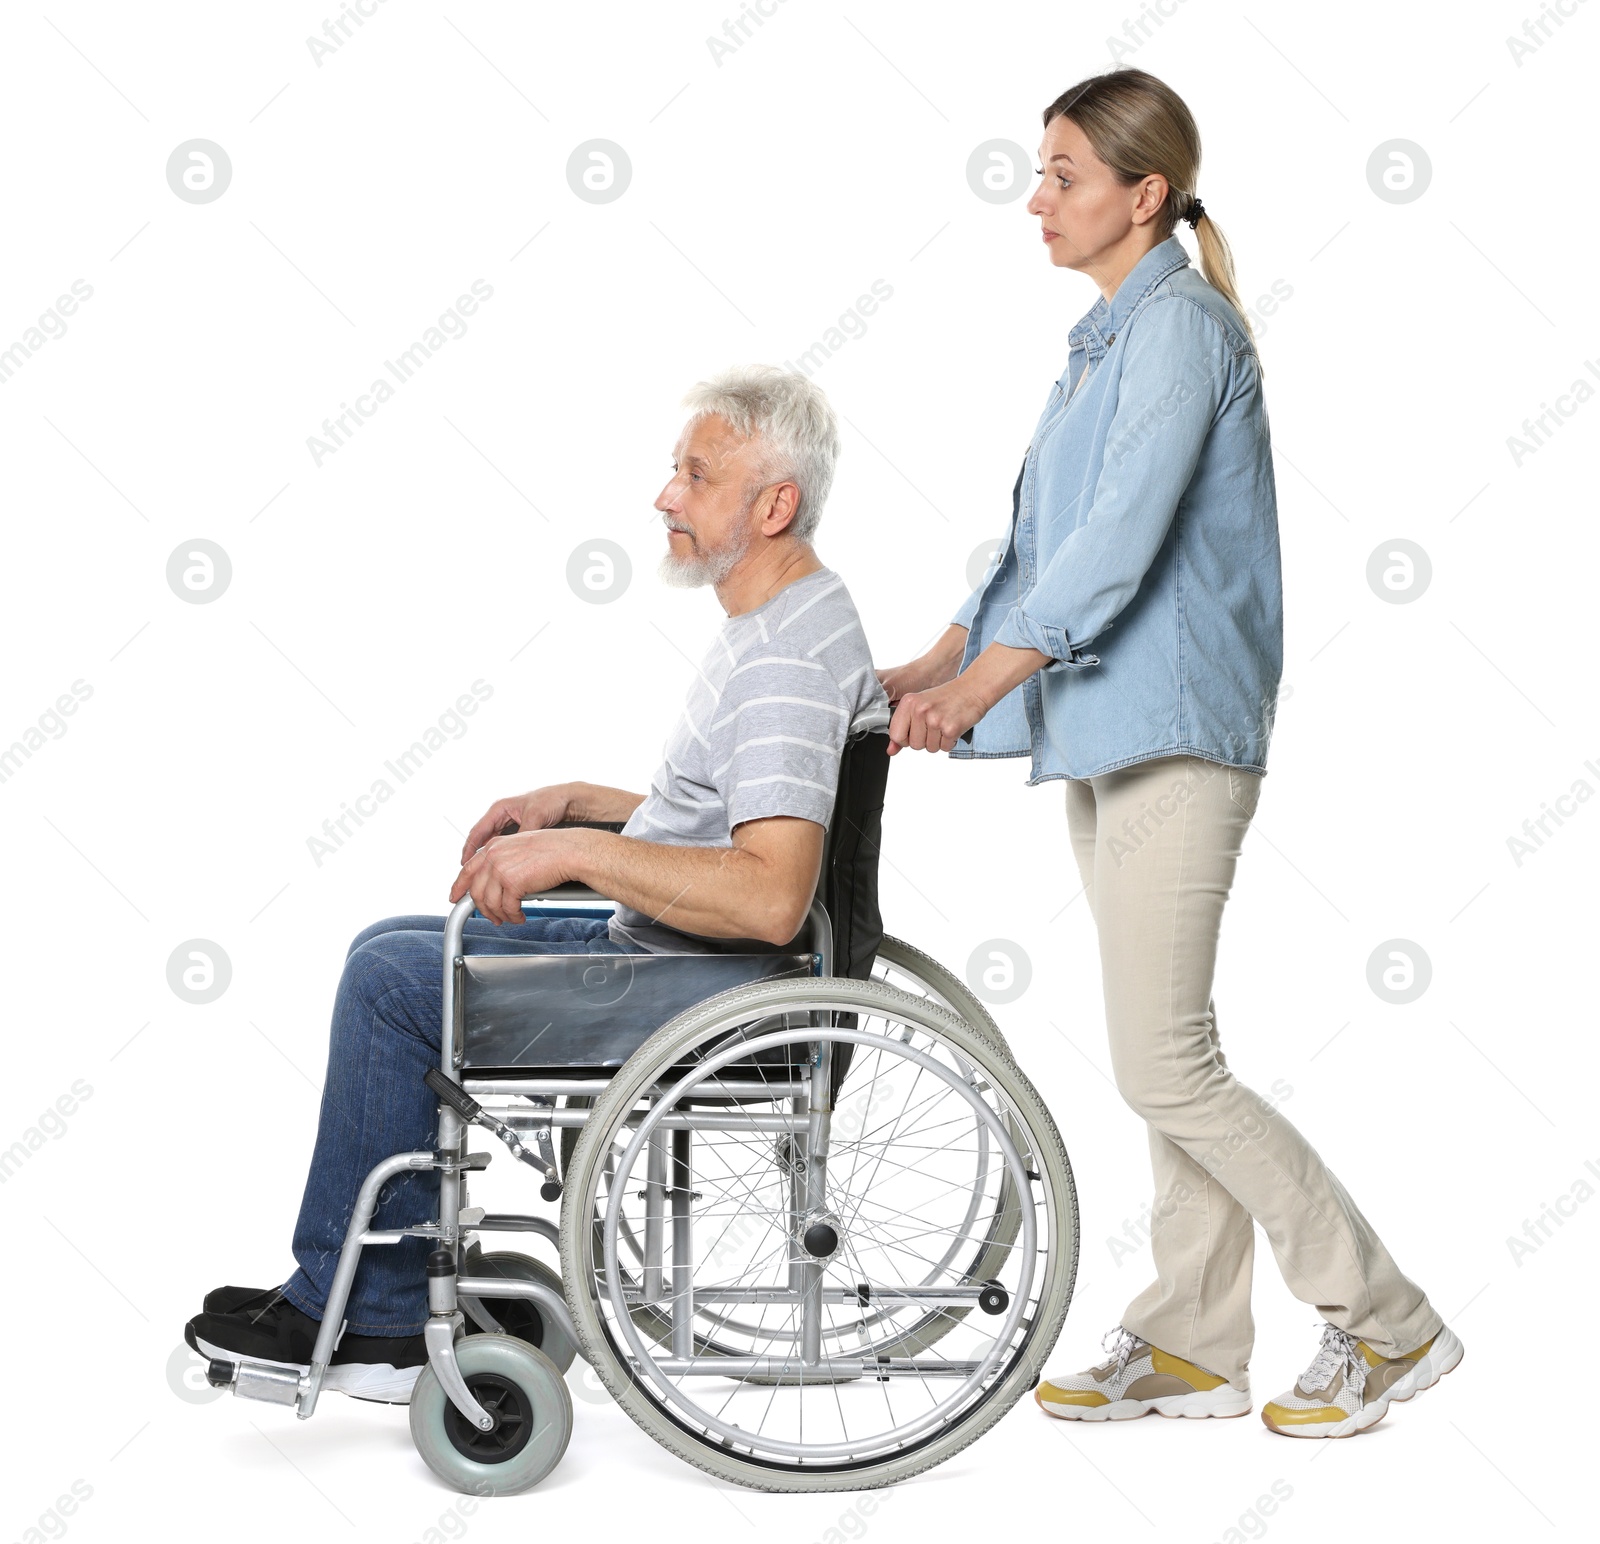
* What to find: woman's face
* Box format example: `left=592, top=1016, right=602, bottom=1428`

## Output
left=1027, top=113, right=1165, bottom=275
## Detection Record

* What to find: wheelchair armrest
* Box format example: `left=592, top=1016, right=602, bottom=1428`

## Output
left=480, top=820, right=624, bottom=906
left=520, top=883, right=613, bottom=906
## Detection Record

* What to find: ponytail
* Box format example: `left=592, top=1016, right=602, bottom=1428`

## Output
left=1188, top=202, right=1252, bottom=344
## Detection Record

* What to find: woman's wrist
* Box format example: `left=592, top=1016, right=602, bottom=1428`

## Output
left=931, top=625, right=969, bottom=679
left=963, top=642, right=1052, bottom=712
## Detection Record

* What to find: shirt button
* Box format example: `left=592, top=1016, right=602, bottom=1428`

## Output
left=1107, top=333, right=1116, bottom=344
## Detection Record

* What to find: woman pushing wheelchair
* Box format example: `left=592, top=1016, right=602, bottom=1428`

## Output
left=877, top=66, right=1462, bottom=1440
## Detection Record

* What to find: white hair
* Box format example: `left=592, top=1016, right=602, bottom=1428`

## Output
left=680, top=364, right=839, bottom=542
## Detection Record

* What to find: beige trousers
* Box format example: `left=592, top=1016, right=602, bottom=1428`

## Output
left=1064, top=754, right=1442, bottom=1389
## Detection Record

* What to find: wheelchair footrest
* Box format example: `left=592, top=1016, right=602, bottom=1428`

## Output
left=207, top=1358, right=301, bottom=1406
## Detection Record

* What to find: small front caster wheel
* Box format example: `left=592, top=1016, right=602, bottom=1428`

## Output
left=409, top=1334, right=572, bottom=1495
left=461, top=1250, right=578, bottom=1373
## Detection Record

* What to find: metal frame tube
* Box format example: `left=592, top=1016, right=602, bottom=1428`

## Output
left=462, top=1079, right=806, bottom=1099
left=454, top=1275, right=583, bottom=1354
left=299, top=1149, right=436, bottom=1418
left=669, top=1126, right=692, bottom=1359
left=642, top=1125, right=666, bottom=1305
left=799, top=1037, right=832, bottom=1368
left=648, top=1356, right=982, bottom=1378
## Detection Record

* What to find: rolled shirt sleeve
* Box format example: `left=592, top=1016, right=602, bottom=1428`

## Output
left=992, top=297, right=1230, bottom=673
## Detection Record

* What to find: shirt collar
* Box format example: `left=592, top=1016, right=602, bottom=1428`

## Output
left=1067, top=234, right=1191, bottom=350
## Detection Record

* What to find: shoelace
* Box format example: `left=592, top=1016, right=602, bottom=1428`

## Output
left=1101, top=1324, right=1143, bottom=1376
left=1299, top=1322, right=1367, bottom=1398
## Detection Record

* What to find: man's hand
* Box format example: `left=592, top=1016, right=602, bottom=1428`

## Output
left=450, top=828, right=584, bottom=925
left=460, top=788, right=571, bottom=865
left=876, top=624, right=968, bottom=703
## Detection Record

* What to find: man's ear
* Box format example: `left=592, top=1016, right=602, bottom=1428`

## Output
left=760, top=480, right=802, bottom=536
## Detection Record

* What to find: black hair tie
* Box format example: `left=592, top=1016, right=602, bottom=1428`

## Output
left=1184, top=196, right=1206, bottom=230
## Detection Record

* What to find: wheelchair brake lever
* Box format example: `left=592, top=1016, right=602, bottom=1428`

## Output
left=424, top=1067, right=562, bottom=1200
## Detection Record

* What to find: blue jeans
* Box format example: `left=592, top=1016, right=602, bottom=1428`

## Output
left=280, top=912, right=643, bottom=1334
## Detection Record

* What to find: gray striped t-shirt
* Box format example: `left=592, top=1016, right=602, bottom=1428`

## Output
left=609, top=566, right=890, bottom=953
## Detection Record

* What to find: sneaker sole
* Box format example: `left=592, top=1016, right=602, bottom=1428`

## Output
left=1263, top=1324, right=1465, bottom=1439
left=1037, top=1385, right=1252, bottom=1421
left=191, top=1333, right=423, bottom=1404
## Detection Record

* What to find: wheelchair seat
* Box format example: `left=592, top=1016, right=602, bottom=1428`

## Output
left=452, top=728, right=891, bottom=1076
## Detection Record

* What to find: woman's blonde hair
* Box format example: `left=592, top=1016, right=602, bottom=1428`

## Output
left=1044, top=67, right=1252, bottom=341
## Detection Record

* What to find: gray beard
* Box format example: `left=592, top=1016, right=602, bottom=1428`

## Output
left=657, top=525, right=753, bottom=589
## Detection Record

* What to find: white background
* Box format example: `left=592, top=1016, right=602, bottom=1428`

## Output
left=1, top=1, right=1593, bottom=1539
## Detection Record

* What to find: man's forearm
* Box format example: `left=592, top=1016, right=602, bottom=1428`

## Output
left=556, top=782, right=647, bottom=823
left=562, top=828, right=808, bottom=944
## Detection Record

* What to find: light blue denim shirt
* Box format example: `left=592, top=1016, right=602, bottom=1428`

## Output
left=951, top=233, right=1283, bottom=783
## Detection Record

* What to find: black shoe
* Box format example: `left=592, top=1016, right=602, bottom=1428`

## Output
left=186, top=1297, right=427, bottom=1403
left=202, top=1284, right=282, bottom=1315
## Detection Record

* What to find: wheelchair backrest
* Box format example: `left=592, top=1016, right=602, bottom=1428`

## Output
left=816, top=729, right=890, bottom=983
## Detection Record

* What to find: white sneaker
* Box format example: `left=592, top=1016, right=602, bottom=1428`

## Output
left=1035, top=1325, right=1251, bottom=1421
left=1262, top=1320, right=1464, bottom=1438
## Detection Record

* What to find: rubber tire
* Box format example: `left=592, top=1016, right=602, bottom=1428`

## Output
left=872, top=935, right=1008, bottom=1048
left=559, top=974, right=1078, bottom=1492
left=460, top=1251, right=578, bottom=1373
left=409, top=1334, right=572, bottom=1496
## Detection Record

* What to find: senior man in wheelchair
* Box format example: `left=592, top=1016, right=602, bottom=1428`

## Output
left=185, top=364, right=890, bottom=1401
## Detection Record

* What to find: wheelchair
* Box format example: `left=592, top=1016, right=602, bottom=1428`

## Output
left=205, top=730, right=1080, bottom=1493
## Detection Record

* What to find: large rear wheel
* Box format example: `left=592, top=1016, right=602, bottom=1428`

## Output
left=559, top=975, right=1078, bottom=1491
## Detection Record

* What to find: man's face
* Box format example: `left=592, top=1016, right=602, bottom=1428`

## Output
left=655, top=413, right=770, bottom=588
